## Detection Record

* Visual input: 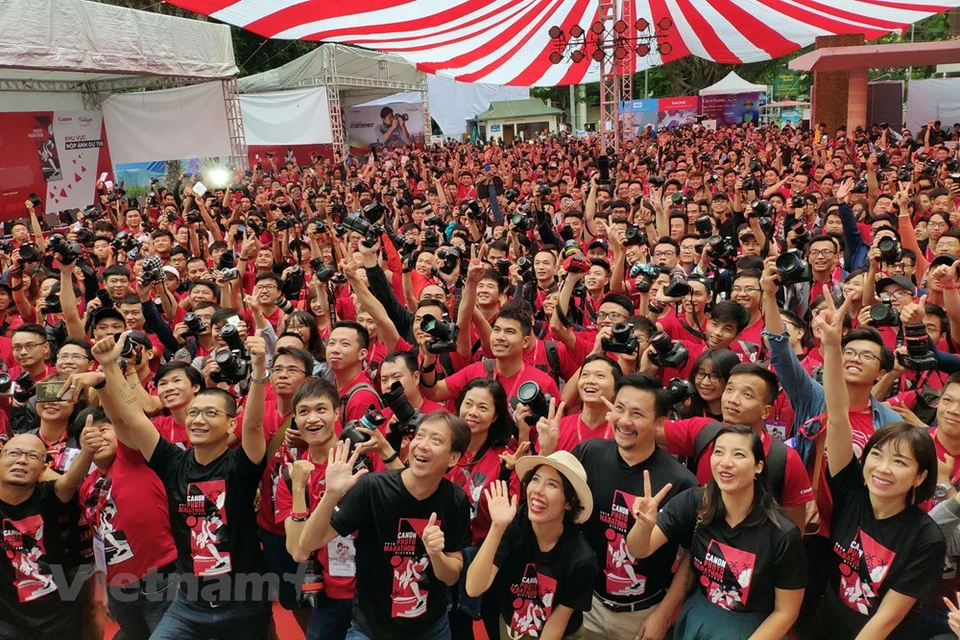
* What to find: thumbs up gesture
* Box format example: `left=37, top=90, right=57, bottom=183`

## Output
left=421, top=512, right=445, bottom=556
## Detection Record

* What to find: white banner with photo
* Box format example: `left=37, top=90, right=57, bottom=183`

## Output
left=44, top=111, right=106, bottom=212
left=344, top=102, right=423, bottom=151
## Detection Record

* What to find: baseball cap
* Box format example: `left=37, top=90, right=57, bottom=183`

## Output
left=875, top=274, right=916, bottom=295
left=588, top=239, right=609, bottom=252
left=92, top=307, right=125, bottom=327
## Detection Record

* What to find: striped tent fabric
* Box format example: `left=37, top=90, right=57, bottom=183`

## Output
left=167, top=0, right=960, bottom=86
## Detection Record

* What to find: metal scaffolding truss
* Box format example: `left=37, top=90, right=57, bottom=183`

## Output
left=221, top=78, right=248, bottom=170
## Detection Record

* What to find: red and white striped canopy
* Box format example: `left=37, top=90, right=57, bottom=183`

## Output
left=168, top=0, right=959, bottom=86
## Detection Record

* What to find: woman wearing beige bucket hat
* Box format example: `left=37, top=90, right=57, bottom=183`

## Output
left=464, top=451, right=598, bottom=640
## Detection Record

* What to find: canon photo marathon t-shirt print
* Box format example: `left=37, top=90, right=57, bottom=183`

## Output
left=179, top=480, right=231, bottom=577
left=87, top=476, right=134, bottom=569
left=2, top=515, right=57, bottom=602
left=694, top=539, right=756, bottom=611
left=599, top=489, right=647, bottom=597
left=385, top=517, right=434, bottom=619
left=507, top=563, right=557, bottom=638
left=833, top=527, right=895, bottom=615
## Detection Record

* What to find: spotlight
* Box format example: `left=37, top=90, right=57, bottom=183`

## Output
left=636, top=44, right=650, bottom=56
left=571, top=49, right=585, bottom=63
left=659, top=42, right=673, bottom=55
left=592, top=48, right=606, bottom=62
left=570, top=24, right=584, bottom=38
left=636, top=18, right=649, bottom=31
left=549, top=26, right=562, bottom=39
left=614, top=46, right=628, bottom=60
left=549, top=51, right=563, bottom=64
left=614, top=20, right=628, bottom=33
left=591, top=21, right=605, bottom=35
left=658, top=17, right=673, bottom=30
left=207, top=167, right=231, bottom=188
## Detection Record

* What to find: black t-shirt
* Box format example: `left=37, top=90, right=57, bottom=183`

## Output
left=0, top=481, right=81, bottom=638
left=819, top=456, right=946, bottom=640
left=492, top=506, right=597, bottom=637
left=574, top=440, right=697, bottom=603
left=330, top=469, right=471, bottom=640
left=658, top=487, right=806, bottom=616
left=147, top=438, right=265, bottom=598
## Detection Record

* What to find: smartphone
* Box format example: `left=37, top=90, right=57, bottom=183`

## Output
left=226, top=315, right=242, bottom=328
left=36, top=381, right=64, bottom=403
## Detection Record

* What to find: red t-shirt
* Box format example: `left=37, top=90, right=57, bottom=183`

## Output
left=78, top=443, right=178, bottom=584
left=445, top=445, right=507, bottom=544
left=274, top=454, right=356, bottom=600
left=556, top=412, right=612, bottom=452
left=731, top=317, right=765, bottom=363
left=339, top=370, right=382, bottom=424
left=7, top=363, right=56, bottom=382
left=810, top=407, right=876, bottom=535
left=663, top=417, right=813, bottom=508
left=659, top=309, right=707, bottom=344
left=152, top=414, right=189, bottom=449
left=255, top=398, right=295, bottom=535
left=442, top=361, right=560, bottom=405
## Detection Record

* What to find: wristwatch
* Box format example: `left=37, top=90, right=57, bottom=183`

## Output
left=934, top=483, right=952, bottom=500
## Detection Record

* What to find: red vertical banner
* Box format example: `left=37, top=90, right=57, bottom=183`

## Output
left=0, top=112, right=55, bottom=220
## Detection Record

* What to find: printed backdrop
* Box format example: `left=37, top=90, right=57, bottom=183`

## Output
left=0, top=110, right=112, bottom=220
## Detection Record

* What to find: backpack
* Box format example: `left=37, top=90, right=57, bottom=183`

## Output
left=533, top=340, right=562, bottom=386
left=692, top=420, right=788, bottom=503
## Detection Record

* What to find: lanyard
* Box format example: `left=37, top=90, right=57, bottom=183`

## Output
left=576, top=417, right=612, bottom=444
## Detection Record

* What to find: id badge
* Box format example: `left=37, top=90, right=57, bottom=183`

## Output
left=327, top=536, right=356, bottom=577
left=765, top=420, right=788, bottom=442
left=93, top=535, right=107, bottom=574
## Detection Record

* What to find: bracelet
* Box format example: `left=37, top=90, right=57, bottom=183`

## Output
left=382, top=451, right=400, bottom=464
left=92, top=376, right=107, bottom=390
left=420, top=362, right=436, bottom=374
left=250, top=373, right=270, bottom=384
left=648, top=301, right=665, bottom=314
left=290, top=511, right=309, bottom=522
left=945, top=283, right=959, bottom=290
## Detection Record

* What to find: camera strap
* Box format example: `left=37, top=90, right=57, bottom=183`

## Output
left=678, top=317, right=706, bottom=343
left=692, top=420, right=786, bottom=503
left=339, top=383, right=379, bottom=426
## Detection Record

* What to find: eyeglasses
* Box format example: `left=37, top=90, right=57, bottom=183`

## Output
left=272, top=366, right=306, bottom=377
left=254, top=284, right=278, bottom=291
left=652, top=250, right=677, bottom=258
left=57, top=353, right=90, bottom=362
left=731, top=286, right=761, bottom=295
left=680, top=245, right=700, bottom=253
left=12, top=342, right=45, bottom=353
left=186, top=407, right=235, bottom=420
left=841, top=348, right=881, bottom=364
left=808, top=249, right=836, bottom=258
left=695, top=371, right=722, bottom=383
left=885, top=290, right=913, bottom=300
left=0, top=449, right=44, bottom=462
left=596, top=311, right=628, bottom=322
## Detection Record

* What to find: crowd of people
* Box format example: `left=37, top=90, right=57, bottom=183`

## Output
left=1, top=117, right=960, bottom=640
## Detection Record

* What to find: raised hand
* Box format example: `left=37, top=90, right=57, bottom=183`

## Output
left=484, top=480, right=518, bottom=529
left=499, top=441, right=531, bottom=471
left=324, top=440, right=367, bottom=498
left=813, top=287, right=849, bottom=350
left=835, top=178, right=854, bottom=202
left=79, top=415, right=104, bottom=454
left=421, top=512, right=445, bottom=556
left=289, top=459, right=316, bottom=487
left=630, top=470, right=673, bottom=529
left=535, top=399, right=565, bottom=456
left=91, top=332, right=129, bottom=366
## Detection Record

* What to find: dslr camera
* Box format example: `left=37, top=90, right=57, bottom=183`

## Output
left=647, top=331, right=689, bottom=369
left=601, top=323, right=639, bottom=354
left=420, top=314, right=458, bottom=354
left=210, top=324, right=250, bottom=384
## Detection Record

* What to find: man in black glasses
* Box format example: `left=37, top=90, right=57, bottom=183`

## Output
left=94, top=328, right=272, bottom=638
left=0, top=431, right=95, bottom=640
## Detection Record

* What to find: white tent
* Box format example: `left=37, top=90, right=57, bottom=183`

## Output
left=0, top=0, right=237, bottom=94
left=0, top=0, right=244, bottom=214
left=699, top=72, right=767, bottom=96
left=239, top=44, right=427, bottom=156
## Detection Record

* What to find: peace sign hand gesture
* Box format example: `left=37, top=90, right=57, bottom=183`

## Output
left=630, top=470, right=673, bottom=529
left=534, top=398, right=564, bottom=457
left=485, top=480, right=518, bottom=531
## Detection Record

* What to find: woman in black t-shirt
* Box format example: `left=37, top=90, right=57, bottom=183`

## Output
left=627, top=424, right=806, bottom=639
left=465, top=452, right=598, bottom=640
left=814, top=297, right=946, bottom=639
